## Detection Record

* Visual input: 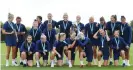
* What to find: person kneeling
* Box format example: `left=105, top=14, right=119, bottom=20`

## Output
left=93, top=29, right=110, bottom=67
left=35, top=34, right=50, bottom=67
left=20, top=35, right=36, bottom=67
left=50, top=33, right=68, bottom=67
left=111, top=30, right=129, bottom=67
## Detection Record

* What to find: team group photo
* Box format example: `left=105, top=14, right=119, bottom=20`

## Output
left=0, top=0, right=133, bottom=70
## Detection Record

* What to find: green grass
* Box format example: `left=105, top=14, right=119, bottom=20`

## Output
left=1, top=43, right=133, bottom=70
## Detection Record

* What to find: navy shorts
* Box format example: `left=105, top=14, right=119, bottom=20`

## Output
left=99, top=47, right=109, bottom=60
left=85, top=45, right=93, bottom=62
left=56, top=50, right=63, bottom=60
left=26, top=52, right=34, bottom=60
left=113, top=49, right=121, bottom=60
left=5, top=35, right=16, bottom=46
left=39, top=52, right=49, bottom=60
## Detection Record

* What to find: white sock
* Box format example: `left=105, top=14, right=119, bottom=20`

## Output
left=98, top=61, right=101, bottom=67
left=68, top=60, right=71, bottom=64
left=127, top=60, right=130, bottom=64
left=12, top=59, right=15, bottom=64
left=51, top=60, right=54, bottom=64
left=123, top=60, right=125, bottom=64
left=23, top=60, right=27, bottom=64
left=36, top=60, right=40, bottom=66
left=94, top=59, right=97, bottom=65
left=110, top=58, right=113, bottom=62
left=80, top=60, right=83, bottom=65
left=6, top=60, right=9, bottom=63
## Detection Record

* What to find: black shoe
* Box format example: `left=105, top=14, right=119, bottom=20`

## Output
left=23, top=64, right=27, bottom=67
left=122, top=63, right=126, bottom=67
left=109, top=61, right=113, bottom=65
left=20, top=62, right=23, bottom=65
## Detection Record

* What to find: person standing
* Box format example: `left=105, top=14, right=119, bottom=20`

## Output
left=2, top=13, right=18, bottom=66
left=120, top=16, right=132, bottom=66
left=15, top=17, right=27, bottom=65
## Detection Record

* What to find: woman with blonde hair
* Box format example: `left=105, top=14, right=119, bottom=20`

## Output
left=2, top=13, right=18, bottom=66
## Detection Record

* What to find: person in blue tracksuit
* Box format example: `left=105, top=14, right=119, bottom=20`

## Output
left=43, top=23, right=56, bottom=51
left=20, top=35, right=36, bottom=67
left=97, top=17, right=106, bottom=30
left=72, top=15, right=84, bottom=34
left=15, top=17, right=27, bottom=65
left=36, top=16, right=45, bottom=31
left=85, top=16, right=98, bottom=65
left=106, top=15, right=121, bottom=65
left=50, top=33, right=68, bottom=67
left=56, top=13, right=72, bottom=38
left=29, top=20, right=42, bottom=43
left=76, top=32, right=92, bottom=67
left=43, top=13, right=57, bottom=29
left=110, top=30, right=129, bottom=67
left=120, top=16, right=132, bottom=66
left=35, top=34, right=50, bottom=67
left=65, top=32, right=77, bottom=67
left=2, top=13, right=18, bottom=66
left=93, top=29, right=110, bottom=67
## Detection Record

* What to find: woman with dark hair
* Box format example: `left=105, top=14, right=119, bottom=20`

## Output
left=2, top=13, right=18, bottom=66
left=120, top=16, right=132, bottom=66
left=110, top=30, right=128, bottom=67
left=15, top=16, right=27, bottom=65
left=36, top=16, right=44, bottom=31
left=98, top=17, right=106, bottom=30
left=20, top=35, right=36, bottom=67
left=106, top=15, right=121, bottom=65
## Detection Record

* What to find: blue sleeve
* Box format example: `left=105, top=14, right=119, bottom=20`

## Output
left=78, top=38, right=89, bottom=46
left=29, top=29, right=32, bottom=35
left=106, top=22, right=109, bottom=29
left=53, top=41, right=57, bottom=48
left=121, top=37, right=127, bottom=46
left=20, top=42, right=25, bottom=52
left=127, top=27, right=132, bottom=45
left=110, top=38, right=115, bottom=49
left=66, top=38, right=70, bottom=44
left=32, top=43, right=36, bottom=53
left=35, top=41, right=39, bottom=52
left=84, top=24, right=88, bottom=37
left=47, top=41, right=50, bottom=51
left=3, top=23, right=7, bottom=30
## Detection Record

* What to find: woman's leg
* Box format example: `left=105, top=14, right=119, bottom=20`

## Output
left=12, top=46, right=18, bottom=66
left=80, top=51, right=85, bottom=67
left=21, top=52, right=27, bottom=67
left=103, top=60, right=108, bottom=66
left=120, top=50, right=126, bottom=67
left=35, top=52, right=40, bottom=67
left=109, top=48, right=113, bottom=65
left=97, top=51, right=102, bottom=67
left=114, top=60, right=118, bottom=66
left=68, top=50, right=72, bottom=67
left=27, top=60, right=33, bottom=67
left=125, top=48, right=130, bottom=66
left=50, top=51, right=56, bottom=67
left=93, top=46, right=97, bottom=65
left=6, top=46, right=11, bottom=66
left=58, top=60, right=63, bottom=66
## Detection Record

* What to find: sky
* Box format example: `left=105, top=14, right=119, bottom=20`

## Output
left=0, top=0, right=133, bottom=27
